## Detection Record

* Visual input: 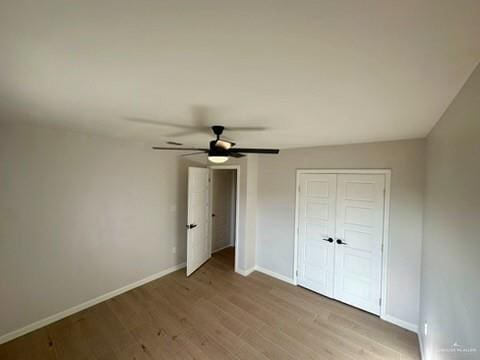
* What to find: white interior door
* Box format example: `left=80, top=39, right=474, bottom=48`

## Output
left=297, top=174, right=336, bottom=297
left=186, top=167, right=210, bottom=276
left=334, top=174, right=385, bottom=314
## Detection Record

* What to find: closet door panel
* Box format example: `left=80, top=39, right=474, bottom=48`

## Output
left=334, top=174, right=385, bottom=315
left=297, top=174, right=336, bottom=297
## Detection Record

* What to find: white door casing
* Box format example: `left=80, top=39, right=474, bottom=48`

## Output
left=334, top=174, right=385, bottom=315
left=297, top=174, right=336, bottom=297
left=186, top=167, right=210, bottom=276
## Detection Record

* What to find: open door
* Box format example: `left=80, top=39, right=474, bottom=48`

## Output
left=186, top=167, right=210, bottom=276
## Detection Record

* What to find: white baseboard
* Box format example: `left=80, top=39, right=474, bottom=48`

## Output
left=236, top=267, right=255, bottom=276
left=418, top=333, right=425, bottom=359
left=254, top=266, right=296, bottom=285
left=0, top=262, right=186, bottom=345
left=212, top=244, right=233, bottom=254
left=381, top=314, right=418, bottom=333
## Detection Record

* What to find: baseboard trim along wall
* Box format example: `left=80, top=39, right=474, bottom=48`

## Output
left=0, top=262, right=186, bottom=345
left=418, top=333, right=425, bottom=360
left=381, top=314, right=418, bottom=333
left=254, top=266, right=296, bottom=285
left=236, top=267, right=255, bottom=277
left=212, top=244, right=233, bottom=254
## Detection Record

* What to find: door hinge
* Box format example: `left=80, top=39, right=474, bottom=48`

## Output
left=381, top=243, right=384, bottom=252
left=296, top=270, right=298, bottom=277
left=379, top=298, right=382, bottom=306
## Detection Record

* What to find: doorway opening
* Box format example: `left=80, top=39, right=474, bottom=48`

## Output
left=209, top=166, right=239, bottom=271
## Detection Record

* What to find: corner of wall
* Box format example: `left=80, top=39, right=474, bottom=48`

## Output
left=245, top=155, right=259, bottom=270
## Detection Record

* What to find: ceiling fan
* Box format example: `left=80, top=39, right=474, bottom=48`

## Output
left=152, top=125, right=279, bottom=163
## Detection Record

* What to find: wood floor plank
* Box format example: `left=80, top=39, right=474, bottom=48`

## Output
left=267, top=316, right=355, bottom=360
left=240, top=328, right=296, bottom=360
left=325, top=312, right=420, bottom=358
left=183, top=328, right=239, bottom=360
left=0, top=247, right=420, bottom=360
left=309, top=316, right=406, bottom=359
left=236, top=342, right=271, bottom=360
left=208, top=294, right=265, bottom=331
left=0, top=328, right=56, bottom=360
left=195, top=297, right=249, bottom=336
left=171, top=332, right=210, bottom=360
left=255, top=324, right=323, bottom=360
left=187, top=299, right=247, bottom=355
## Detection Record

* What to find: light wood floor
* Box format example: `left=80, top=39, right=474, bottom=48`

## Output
left=0, top=247, right=420, bottom=359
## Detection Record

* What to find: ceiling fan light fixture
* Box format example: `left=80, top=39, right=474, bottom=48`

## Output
left=208, top=155, right=228, bottom=164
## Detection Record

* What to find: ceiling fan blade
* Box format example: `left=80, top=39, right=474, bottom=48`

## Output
left=152, top=146, right=208, bottom=151
left=124, top=117, right=198, bottom=130
left=165, top=130, right=204, bottom=138
left=124, top=117, right=211, bottom=136
left=229, top=148, right=279, bottom=154
left=229, top=153, right=246, bottom=158
left=181, top=152, right=207, bottom=157
left=224, top=126, right=268, bottom=131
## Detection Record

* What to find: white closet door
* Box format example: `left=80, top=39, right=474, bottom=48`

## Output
left=297, top=174, right=336, bottom=297
left=334, top=174, right=385, bottom=314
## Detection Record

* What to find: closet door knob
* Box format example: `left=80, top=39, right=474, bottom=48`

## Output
left=322, top=237, right=334, bottom=243
left=336, top=239, right=347, bottom=245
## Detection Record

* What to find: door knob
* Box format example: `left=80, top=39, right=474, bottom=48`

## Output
left=336, top=239, right=347, bottom=245
left=322, top=237, right=334, bottom=243
left=186, top=224, right=197, bottom=229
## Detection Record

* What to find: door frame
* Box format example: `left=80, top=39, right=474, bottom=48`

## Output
left=209, top=165, right=241, bottom=274
left=293, top=169, right=391, bottom=319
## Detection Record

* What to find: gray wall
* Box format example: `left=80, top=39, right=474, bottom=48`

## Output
left=420, top=64, right=480, bottom=358
left=0, top=123, right=261, bottom=340
left=211, top=169, right=236, bottom=251
left=257, top=139, right=425, bottom=326
left=0, top=123, right=192, bottom=337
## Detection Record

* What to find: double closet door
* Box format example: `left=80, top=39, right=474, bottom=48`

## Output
left=297, top=172, right=386, bottom=315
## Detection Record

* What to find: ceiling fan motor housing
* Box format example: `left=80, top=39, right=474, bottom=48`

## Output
left=209, top=140, right=228, bottom=157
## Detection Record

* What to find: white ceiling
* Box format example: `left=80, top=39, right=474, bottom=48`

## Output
left=0, top=0, right=479, bottom=149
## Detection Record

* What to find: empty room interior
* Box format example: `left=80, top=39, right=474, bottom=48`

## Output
left=0, top=1, right=479, bottom=359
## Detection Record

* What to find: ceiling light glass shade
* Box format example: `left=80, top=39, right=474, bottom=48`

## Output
left=208, top=155, right=228, bottom=163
